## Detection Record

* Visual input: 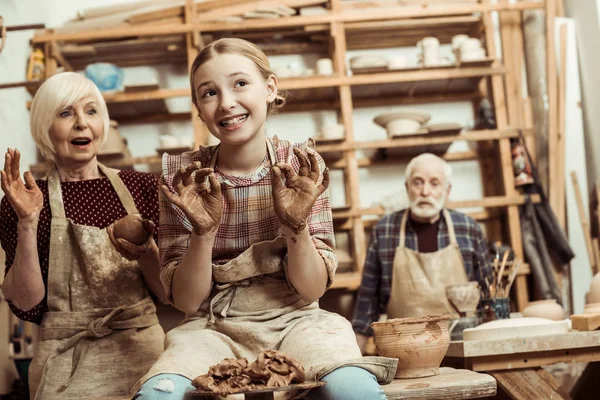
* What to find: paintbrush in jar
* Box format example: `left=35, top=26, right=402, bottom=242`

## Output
left=497, top=250, right=510, bottom=295
left=504, top=258, right=522, bottom=296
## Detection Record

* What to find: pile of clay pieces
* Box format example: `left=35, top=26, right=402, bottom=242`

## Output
left=192, top=350, right=306, bottom=396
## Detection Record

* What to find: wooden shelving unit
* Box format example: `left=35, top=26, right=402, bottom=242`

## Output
left=29, top=0, right=545, bottom=310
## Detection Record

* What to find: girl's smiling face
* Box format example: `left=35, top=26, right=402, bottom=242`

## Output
left=193, top=53, right=278, bottom=147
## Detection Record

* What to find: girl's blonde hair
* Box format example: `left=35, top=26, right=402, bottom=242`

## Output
left=30, top=72, right=109, bottom=160
left=189, top=38, right=287, bottom=115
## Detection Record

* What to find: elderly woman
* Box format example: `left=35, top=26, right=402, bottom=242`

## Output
left=0, top=72, right=165, bottom=399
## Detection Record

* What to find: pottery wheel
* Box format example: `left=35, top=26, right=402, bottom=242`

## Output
left=185, top=381, right=326, bottom=400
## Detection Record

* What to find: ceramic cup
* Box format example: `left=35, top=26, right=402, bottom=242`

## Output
left=460, top=48, right=486, bottom=62
left=451, top=34, right=469, bottom=51
left=460, top=38, right=482, bottom=51
left=388, top=56, right=408, bottom=70
left=321, top=123, right=345, bottom=140
left=479, top=297, right=510, bottom=323
left=316, top=58, right=334, bottom=75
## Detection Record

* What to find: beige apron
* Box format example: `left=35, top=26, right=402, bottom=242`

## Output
left=386, top=209, right=469, bottom=319
left=133, top=140, right=397, bottom=399
left=29, top=164, right=165, bottom=400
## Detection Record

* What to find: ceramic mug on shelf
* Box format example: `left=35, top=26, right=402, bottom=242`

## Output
left=460, top=48, right=486, bottom=62
left=316, top=58, right=334, bottom=76
left=388, top=56, right=408, bottom=70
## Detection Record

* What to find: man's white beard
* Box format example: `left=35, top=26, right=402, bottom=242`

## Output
left=409, top=192, right=447, bottom=220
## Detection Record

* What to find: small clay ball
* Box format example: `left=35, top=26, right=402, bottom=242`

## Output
left=113, top=215, right=150, bottom=245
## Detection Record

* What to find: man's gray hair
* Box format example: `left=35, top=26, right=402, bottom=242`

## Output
left=405, top=153, right=452, bottom=187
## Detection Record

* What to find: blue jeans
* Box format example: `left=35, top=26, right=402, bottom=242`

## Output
left=134, top=366, right=386, bottom=400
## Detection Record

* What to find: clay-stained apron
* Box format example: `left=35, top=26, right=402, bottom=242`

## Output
left=133, top=139, right=397, bottom=399
left=29, top=164, right=165, bottom=400
left=387, top=209, right=469, bottom=319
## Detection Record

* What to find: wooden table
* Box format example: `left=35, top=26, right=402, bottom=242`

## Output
left=383, top=367, right=496, bottom=399
left=444, top=330, right=600, bottom=399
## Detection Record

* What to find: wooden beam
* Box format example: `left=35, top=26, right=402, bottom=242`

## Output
left=571, top=171, right=598, bottom=275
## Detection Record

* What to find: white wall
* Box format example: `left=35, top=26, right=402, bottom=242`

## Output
left=564, top=1, right=600, bottom=190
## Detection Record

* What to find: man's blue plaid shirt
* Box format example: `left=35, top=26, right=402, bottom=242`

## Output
left=352, top=208, right=493, bottom=336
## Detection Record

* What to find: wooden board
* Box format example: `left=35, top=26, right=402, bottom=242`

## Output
left=571, top=313, right=600, bottom=332
left=492, top=368, right=570, bottom=400
left=447, top=330, right=600, bottom=358
left=383, top=367, right=496, bottom=399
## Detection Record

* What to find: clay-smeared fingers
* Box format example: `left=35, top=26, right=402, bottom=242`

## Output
left=271, top=166, right=284, bottom=194
left=181, top=161, right=202, bottom=186
left=276, top=163, right=296, bottom=181
left=116, top=238, right=147, bottom=260
left=193, top=168, right=213, bottom=184
left=306, top=150, right=320, bottom=183
left=320, top=168, right=330, bottom=192
left=12, top=149, right=21, bottom=181
left=161, top=185, right=182, bottom=207
left=142, top=219, right=155, bottom=235
left=3, top=151, right=11, bottom=181
left=207, top=173, right=221, bottom=196
left=172, top=167, right=187, bottom=195
left=293, top=148, right=310, bottom=177
left=23, top=171, right=39, bottom=191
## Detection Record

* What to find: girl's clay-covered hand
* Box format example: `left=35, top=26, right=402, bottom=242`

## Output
left=107, top=214, right=155, bottom=261
left=161, top=162, right=222, bottom=236
left=0, top=148, right=43, bottom=224
left=271, top=147, right=330, bottom=234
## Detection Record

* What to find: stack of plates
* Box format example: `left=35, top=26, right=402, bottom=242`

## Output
left=373, top=111, right=431, bottom=137
left=350, top=55, right=388, bottom=74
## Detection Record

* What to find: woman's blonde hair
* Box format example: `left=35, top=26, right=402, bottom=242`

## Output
left=30, top=72, right=110, bottom=160
left=189, top=38, right=287, bottom=115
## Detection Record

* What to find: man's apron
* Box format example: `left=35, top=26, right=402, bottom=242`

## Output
left=133, top=140, right=397, bottom=399
left=386, top=209, right=469, bottom=319
left=28, top=164, right=165, bottom=400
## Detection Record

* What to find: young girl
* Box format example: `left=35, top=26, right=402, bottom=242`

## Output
left=133, top=38, right=396, bottom=400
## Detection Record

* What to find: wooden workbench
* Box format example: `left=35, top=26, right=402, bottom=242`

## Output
left=444, top=330, right=600, bottom=399
left=383, top=367, right=496, bottom=399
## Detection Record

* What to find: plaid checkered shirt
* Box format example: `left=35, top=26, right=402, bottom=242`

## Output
left=352, top=208, right=492, bottom=336
left=158, top=136, right=336, bottom=303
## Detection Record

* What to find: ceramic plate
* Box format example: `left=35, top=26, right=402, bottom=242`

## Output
left=349, top=55, right=388, bottom=68
left=389, top=128, right=429, bottom=138
left=423, top=123, right=463, bottom=135
left=351, top=65, right=388, bottom=74
left=373, top=111, right=432, bottom=127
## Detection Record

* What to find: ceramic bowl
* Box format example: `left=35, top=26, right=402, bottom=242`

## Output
left=371, top=315, right=450, bottom=379
left=373, top=111, right=431, bottom=128
left=445, top=282, right=481, bottom=314
left=385, top=118, right=423, bottom=136
left=522, top=299, right=565, bottom=321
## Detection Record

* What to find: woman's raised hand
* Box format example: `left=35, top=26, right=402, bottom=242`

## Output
left=161, top=162, right=222, bottom=236
left=0, top=148, right=43, bottom=224
left=271, top=147, right=330, bottom=233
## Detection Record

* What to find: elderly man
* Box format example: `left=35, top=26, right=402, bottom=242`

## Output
left=352, top=153, right=492, bottom=352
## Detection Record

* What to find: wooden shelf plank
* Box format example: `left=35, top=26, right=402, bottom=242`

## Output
left=316, top=128, right=530, bottom=153
left=331, top=272, right=362, bottom=290
left=331, top=194, right=542, bottom=220
left=31, top=1, right=544, bottom=43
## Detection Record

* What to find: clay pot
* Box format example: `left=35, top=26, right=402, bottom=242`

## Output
left=588, top=273, right=600, bottom=304
left=113, top=215, right=150, bottom=245
left=371, top=315, right=450, bottom=379
left=584, top=303, right=600, bottom=313
left=522, top=299, right=565, bottom=321
left=445, top=282, right=480, bottom=314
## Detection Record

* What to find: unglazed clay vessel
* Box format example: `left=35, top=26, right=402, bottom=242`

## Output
left=371, top=315, right=450, bottom=379
left=588, top=273, right=600, bottom=304
left=522, top=299, right=565, bottom=321
left=584, top=302, right=600, bottom=313
left=445, top=282, right=480, bottom=314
